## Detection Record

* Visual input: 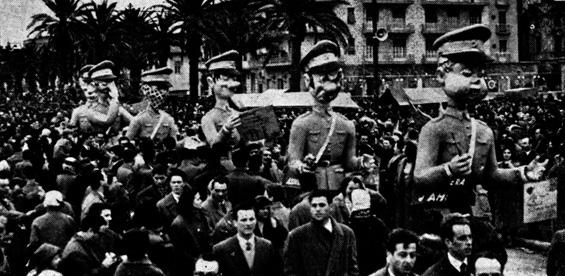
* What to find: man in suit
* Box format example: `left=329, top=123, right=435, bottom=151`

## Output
left=369, top=228, right=419, bottom=276
left=213, top=202, right=282, bottom=276
left=284, top=190, right=359, bottom=276
left=423, top=213, right=472, bottom=276
left=156, top=169, right=187, bottom=229
left=201, top=175, right=232, bottom=227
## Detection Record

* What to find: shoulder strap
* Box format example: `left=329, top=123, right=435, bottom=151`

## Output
left=468, top=118, right=477, bottom=164
left=315, top=114, right=337, bottom=164
left=150, top=111, right=165, bottom=140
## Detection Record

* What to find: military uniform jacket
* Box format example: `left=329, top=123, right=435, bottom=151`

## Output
left=414, top=106, right=523, bottom=211
left=126, top=108, right=178, bottom=141
left=288, top=107, right=361, bottom=190
left=201, top=105, right=241, bottom=148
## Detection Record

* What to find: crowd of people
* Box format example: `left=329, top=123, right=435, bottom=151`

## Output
left=0, top=77, right=562, bottom=275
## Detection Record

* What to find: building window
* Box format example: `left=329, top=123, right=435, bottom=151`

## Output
left=174, top=60, right=182, bottom=74
left=498, top=11, right=506, bottom=24
left=365, top=5, right=375, bottom=22
left=447, top=9, right=459, bottom=25
left=347, top=8, right=355, bottom=24
left=392, top=38, right=406, bottom=58
left=470, top=10, right=482, bottom=24
left=392, top=8, right=405, bottom=20
left=347, top=37, right=356, bottom=55
left=425, top=8, right=437, bottom=23
left=277, top=79, right=284, bottom=89
left=499, top=39, right=507, bottom=53
left=425, top=38, right=437, bottom=57
left=365, top=44, right=374, bottom=59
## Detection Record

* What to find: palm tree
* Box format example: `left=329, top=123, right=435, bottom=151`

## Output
left=78, top=0, right=121, bottom=63
left=162, top=0, right=223, bottom=99
left=148, top=8, right=181, bottom=67
left=258, top=0, right=352, bottom=91
left=27, top=0, right=86, bottom=84
left=116, top=4, right=155, bottom=96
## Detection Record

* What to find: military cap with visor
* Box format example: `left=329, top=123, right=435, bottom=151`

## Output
left=300, top=40, right=342, bottom=74
left=141, top=67, right=173, bottom=88
left=205, top=50, right=240, bottom=77
left=433, top=24, right=494, bottom=63
left=89, top=60, right=117, bottom=82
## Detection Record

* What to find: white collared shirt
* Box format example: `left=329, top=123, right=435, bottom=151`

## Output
left=323, top=219, right=333, bottom=233
left=387, top=266, right=397, bottom=276
left=172, top=193, right=180, bottom=203
left=447, top=252, right=468, bottom=272
left=237, top=234, right=255, bottom=251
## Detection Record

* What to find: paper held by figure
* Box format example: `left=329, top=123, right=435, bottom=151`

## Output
left=236, top=106, right=281, bottom=142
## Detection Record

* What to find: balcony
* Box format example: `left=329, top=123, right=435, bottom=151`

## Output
left=495, top=52, right=511, bottom=62
left=366, top=50, right=415, bottom=64
left=422, top=22, right=466, bottom=34
left=496, top=24, right=511, bottom=35
left=362, top=0, right=414, bottom=5
left=266, top=56, right=291, bottom=67
left=422, top=50, right=438, bottom=63
left=363, top=21, right=415, bottom=34
left=421, top=0, right=489, bottom=5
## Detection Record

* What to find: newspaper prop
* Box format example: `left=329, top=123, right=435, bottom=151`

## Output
left=236, top=106, right=280, bottom=142
left=523, top=178, right=558, bottom=224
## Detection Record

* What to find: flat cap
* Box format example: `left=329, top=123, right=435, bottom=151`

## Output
left=141, top=67, right=173, bottom=87
left=300, top=40, right=342, bottom=73
left=79, top=64, right=94, bottom=77
left=205, top=50, right=240, bottom=75
left=433, top=24, right=493, bottom=62
left=89, top=60, right=117, bottom=81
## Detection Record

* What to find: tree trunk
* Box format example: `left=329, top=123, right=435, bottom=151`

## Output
left=187, top=34, right=201, bottom=100
left=289, top=32, right=304, bottom=91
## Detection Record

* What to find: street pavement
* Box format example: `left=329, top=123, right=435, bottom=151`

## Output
left=505, top=248, right=546, bottom=275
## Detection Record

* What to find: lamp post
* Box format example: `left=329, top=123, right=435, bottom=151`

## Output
left=372, top=0, right=380, bottom=97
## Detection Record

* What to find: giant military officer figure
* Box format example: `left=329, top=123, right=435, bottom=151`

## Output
left=69, top=62, right=120, bottom=135
left=201, top=50, right=242, bottom=171
left=126, top=67, right=178, bottom=142
left=414, top=24, right=546, bottom=214
left=288, top=40, right=371, bottom=191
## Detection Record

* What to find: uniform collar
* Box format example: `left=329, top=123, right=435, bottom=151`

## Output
left=443, top=106, right=471, bottom=121
left=312, top=103, right=332, bottom=117
left=214, top=104, right=231, bottom=112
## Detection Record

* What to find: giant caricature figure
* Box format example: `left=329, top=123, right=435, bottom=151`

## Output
left=288, top=40, right=372, bottom=191
left=414, top=24, right=546, bottom=214
left=69, top=62, right=120, bottom=135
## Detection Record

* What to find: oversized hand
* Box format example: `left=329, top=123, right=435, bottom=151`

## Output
left=448, top=153, right=472, bottom=176
left=526, top=156, right=549, bottom=181
left=224, top=114, right=241, bottom=131
left=362, top=154, right=376, bottom=170
left=299, top=154, right=316, bottom=174
left=108, top=82, right=119, bottom=100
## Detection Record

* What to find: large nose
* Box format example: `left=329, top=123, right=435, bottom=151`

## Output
left=228, top=80, right=240, bottom=89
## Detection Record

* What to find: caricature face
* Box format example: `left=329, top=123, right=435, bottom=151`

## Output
left=438, top=57, right=487, bottom=103
left=210, top=73, right=240, bottom=99
left=82, top=79, right=98, bottom=102
left=306, top=68, right=343, bottom=104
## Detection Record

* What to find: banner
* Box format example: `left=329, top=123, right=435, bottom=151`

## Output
left=236, top=105, right=281, bottom=142
left=523, top=178, right=558, bottom=224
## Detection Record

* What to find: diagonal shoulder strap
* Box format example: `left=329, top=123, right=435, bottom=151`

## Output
left=315, top=114, right=337, bottom=164
left=468, top=118, right=477, bottom=164
left=150, top=111, right=165, bottom=140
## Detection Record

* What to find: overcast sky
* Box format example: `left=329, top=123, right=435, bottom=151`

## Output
left=0, top=0, right=165, bottom=45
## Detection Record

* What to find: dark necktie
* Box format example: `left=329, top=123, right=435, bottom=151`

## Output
left=460, top=263, right=468, bottom=274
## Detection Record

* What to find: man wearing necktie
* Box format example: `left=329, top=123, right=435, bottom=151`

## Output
left=423, top=213, right=472, bottom=276
left=213, top=203, right=282, bottom=276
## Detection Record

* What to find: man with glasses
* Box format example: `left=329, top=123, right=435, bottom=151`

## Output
left=201, top=50, right=242, bottom=171
left=288, top=40, right=372, bottom=191
left=126, top=67, right=178, bottom=142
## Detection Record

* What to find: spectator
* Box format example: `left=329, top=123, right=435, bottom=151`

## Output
left=225, top=147, right=268, bottom=206
left=169, top=186, right=212, bottom=276
left=422, top=213, right=472, bottom=276
left=253, top=195, right=288, bottom=255
left=547, top=229, right=565, bottom=276
left=213, top=202, right=282, bottom=276
left=369, top=228, right=419, bottom=276
left=113, top=228, right=165, bottom=276
left=26, top=243, right=63, bottom=276
left=284, top=190, right=359, bottom=276
left=201, top=176, right=231, bottom=228
left=156, top=169, right=186, bottom=229
left=28, top=191, right=76, bottom=252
